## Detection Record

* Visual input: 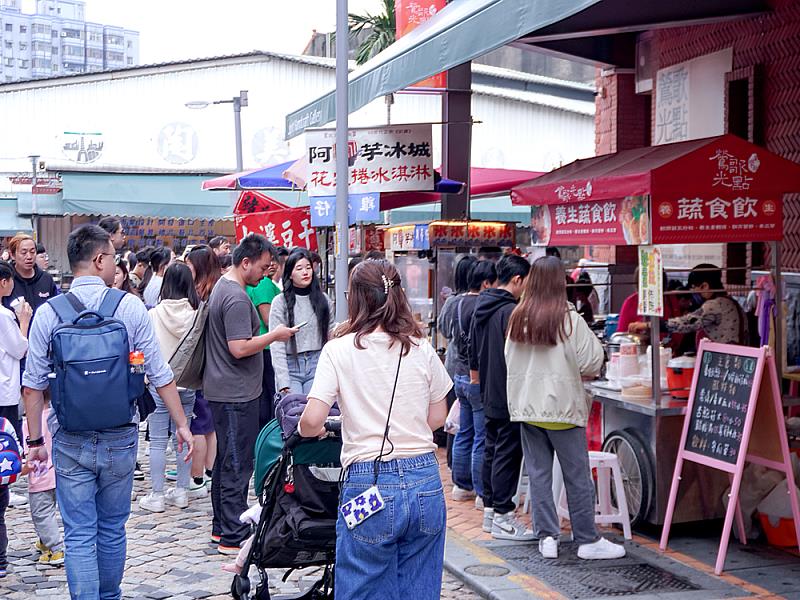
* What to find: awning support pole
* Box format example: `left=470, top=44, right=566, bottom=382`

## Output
left=651, top=315, right=661, bottom=405
left=773, top=240, right=783, bottom=384
left=334, top=0, right=349, bottom=322
left=441, top=62, right=472, bottom=220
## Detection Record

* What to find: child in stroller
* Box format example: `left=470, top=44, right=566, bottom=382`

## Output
left=231, top=394, right=342, bottom=600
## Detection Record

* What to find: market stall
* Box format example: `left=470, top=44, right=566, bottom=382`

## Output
left=383, top=220, right=516, bottom=343
left=512, top=134, right=800, bottom=526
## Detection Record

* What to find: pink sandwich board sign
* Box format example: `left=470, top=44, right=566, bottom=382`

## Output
left=660, top=340, right=800, bottom=574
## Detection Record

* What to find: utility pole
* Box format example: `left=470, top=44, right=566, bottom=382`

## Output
left=29, top=154, right=39, bottom=239
left=334, top=0, right=349, bottom=321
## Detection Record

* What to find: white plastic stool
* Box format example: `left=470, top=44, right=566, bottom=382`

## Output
left=557, top=450, right=632, bottom=540
left=515, top=455, right=563, bottom=515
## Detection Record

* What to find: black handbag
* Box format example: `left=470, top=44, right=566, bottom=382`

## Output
left=136, top=387, right=157, bottom=421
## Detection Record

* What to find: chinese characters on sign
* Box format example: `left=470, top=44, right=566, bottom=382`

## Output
left=655, top=64, right=689, bottom=145
left=637, top=246, right=664, bottom=317
left=310, top=193, right=381, bottom=227
left=306, top=125, right=434, bottom=196
left=396, top=0, right=447, bottom=89
left=234, top=209, right=317, bottom=252
left=653, top=195, right=780, bottom=244
left=685, top=350, right=756, bottom=464
left=530, top=196, right=650, bottom=246
left=709, top=148, right=760, bottom=191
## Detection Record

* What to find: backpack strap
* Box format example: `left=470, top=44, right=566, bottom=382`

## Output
left=98, top=288, right=126, bottom=318
left=49, top=293, right=85, bottom=324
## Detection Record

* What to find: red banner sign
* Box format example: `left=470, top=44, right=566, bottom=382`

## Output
left=234, top=208, right=317, bottom=251
left=531, top=196, right=650, bottom=246
left=396, top=0, right=447, bottom=89
left=652, top=195, right=781, bottom=244
left=428, top=221, right=515, bottom=247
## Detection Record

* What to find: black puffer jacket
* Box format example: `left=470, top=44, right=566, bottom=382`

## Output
left=468, top=288, right=517, bottom=420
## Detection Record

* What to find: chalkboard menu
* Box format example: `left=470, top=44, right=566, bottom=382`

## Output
left=684, top=350, right=757, bottom=464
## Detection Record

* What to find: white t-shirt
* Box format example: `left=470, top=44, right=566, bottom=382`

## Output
left=0, top=305, right=28, bottom=407
left=309, top=332, right=452, bottom=469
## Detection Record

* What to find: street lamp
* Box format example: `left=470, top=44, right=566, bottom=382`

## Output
left=186, top=90, right=249, bottom=171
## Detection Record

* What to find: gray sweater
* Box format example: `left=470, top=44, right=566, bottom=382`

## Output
left=269, top=292, right=335, bottom=391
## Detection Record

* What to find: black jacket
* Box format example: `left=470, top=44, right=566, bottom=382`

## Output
left=468, top=288, right=518, bottom=420
left=1, top=264, right=59, bottom=314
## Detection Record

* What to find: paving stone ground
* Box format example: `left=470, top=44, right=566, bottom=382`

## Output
left=0, top=431, right=480, bottom=599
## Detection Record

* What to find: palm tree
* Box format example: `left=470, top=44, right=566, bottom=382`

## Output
left=348, top=0, right=396, bottom=66
left=349, top=0, right=396, bottom=124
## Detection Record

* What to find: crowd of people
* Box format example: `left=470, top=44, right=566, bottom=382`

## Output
left=0, top=218, right=748, bottom=599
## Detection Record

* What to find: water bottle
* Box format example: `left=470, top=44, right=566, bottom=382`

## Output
left=129, top=351, right=145, bottom=375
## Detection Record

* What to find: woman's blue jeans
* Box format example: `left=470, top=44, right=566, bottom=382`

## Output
left=335, top=453, right=446, bottom=600
left=287, top=350, right=321, bottom=395
left=451, top=375, right=485, bottom=497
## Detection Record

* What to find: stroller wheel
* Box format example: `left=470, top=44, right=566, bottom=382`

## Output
left=231, top=574, right=251, bottom=600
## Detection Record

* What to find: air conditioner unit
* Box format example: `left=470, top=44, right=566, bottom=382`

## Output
left=635, top=32, right=653, bottom=94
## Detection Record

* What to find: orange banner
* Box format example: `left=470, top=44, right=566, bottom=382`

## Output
left=396, top=0, right=447, bottom=89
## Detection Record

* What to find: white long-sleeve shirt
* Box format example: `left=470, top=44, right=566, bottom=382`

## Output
left=0, top=304, right=28, bottom=407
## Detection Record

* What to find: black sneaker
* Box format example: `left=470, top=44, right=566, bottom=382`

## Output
left=134, top=462, right=144, bottom=480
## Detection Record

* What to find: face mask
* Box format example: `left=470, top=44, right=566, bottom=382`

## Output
left=692, top=293, right=704, bottom=305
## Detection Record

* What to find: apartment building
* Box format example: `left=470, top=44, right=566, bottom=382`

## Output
left=0, top=0, right=138, bottom=82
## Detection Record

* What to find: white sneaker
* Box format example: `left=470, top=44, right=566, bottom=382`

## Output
left=491, top=512, right=536, bottom=542
left=539, top=536, right=558, bottom=559
left=475, top=496, right=484, bottom=511
left=164, top=487, right=189, bottom=509
left=188, top=480, right=208, bottom=499
left=131, top=489, right=137, bottom=502
left=138, top=492, right=165, bottom=513
left=482, top=508, right=495, bottom=533
left=577, top=537, right=626, bottom=560
left=452, top=486, right=476, bottom=502
left=8, top=491, right=28, bottom=507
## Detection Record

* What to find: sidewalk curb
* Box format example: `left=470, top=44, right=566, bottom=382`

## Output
left=444, top=529, right=563, bottom=600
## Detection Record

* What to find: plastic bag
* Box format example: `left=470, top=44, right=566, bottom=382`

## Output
left=444, top=399, right=461, bottom=434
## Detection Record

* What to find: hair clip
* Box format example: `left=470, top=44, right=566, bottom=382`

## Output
left=381, top=274, right=394, bottom=295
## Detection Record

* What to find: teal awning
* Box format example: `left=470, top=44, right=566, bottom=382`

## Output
left=285, top=0, right=600, bottom=138
left=0, top=197, right=32, bottom=236
left=61, top=173, right=238, bottom=219
left=389, top=196, right=531, bottom=225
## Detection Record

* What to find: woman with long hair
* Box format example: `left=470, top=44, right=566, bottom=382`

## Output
left=180, top=245, right=222, bottom=499
left=505, top=256, right=625, bottom=560
left=269, top=249, right=333, bottom=395
left=143, top=246, right=173, bottom=307
left=299, top=259, right=452, bottom=599
left=112, top=256, right=140, bottom=297
left=139, top=263, right=199, bottom=513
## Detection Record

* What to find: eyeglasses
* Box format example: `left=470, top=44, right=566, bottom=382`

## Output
left=96, top=252, right=115, bottom=263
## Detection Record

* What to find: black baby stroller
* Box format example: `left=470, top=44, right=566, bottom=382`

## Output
left=232, top=395, right=342, bottom=600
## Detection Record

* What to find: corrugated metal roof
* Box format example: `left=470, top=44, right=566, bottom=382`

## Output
left=472, top=84, right=595, bottom=115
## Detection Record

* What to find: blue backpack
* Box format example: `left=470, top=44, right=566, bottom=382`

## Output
left=0, top=417, right=22, bottom=485
left=48, top=289, right=144, bottom=432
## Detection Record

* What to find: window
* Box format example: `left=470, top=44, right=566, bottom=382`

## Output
left=105, top=34, right=123, bottom=46
left=19, top=25, right=27, bottom=34
left=63, top=28, right=81, bottom=39
left=32, top=58, right=50, bottom=69
left=4, top=24, right=11, bottom=32
left=87, top=48, right=103, bottom=59
left=107, top=51, right=124, bottom=62
left=4, top=57, right=13, bottom=67
left=5, top=76, right=12, bottom=82
left=127, top=57, right=133, bottom=65
left=88, top=32, right=102, bottom=43
left=51, top=46, right=57, bottom=55
left=4, top=41, right=11, bottom=49
left=18, top=58, right=28, bottom=68
left=32, top=24, right=51, bottom=35
left=127, top=40, right=132, bottom=49
left=51, top=29, right=58, bottom=38
left=64, top=45, right=83, bottom=57
left=52, top=64, right=58, bottom=71
left=19, top=42, right=27, bottom=51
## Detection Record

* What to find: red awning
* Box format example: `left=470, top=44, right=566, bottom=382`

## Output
left=511, top=135, right=800, bottom=206
left=511, top=135, right=800, bottom=246
left=382, top=166, right=543, bottom=210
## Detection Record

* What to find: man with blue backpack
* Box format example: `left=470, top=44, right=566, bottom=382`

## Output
left=22, top=224, right=194, bottom=599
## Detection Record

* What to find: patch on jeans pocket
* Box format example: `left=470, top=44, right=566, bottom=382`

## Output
left=418, top=487, right=445, bottom=535
left=344, top=489, right=394, bottom=544
left=107, top=441, right=137, bottom=479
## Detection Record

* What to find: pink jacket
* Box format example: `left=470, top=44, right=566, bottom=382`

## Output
left=23, top=407, right=55, bottom=493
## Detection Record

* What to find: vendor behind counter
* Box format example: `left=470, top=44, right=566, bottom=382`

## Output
left=630, top=264, right=748, bottom=346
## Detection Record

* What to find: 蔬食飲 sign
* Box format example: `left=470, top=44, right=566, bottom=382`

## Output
left=306, top=125, right=434, bottom=197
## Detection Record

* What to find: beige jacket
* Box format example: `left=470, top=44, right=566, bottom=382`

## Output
left=505, top=306, right=604, bottom=427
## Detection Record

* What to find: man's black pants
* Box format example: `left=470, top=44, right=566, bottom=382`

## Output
left=210, top=399, right=259, bottom=546
left=482, top=416, right=522, bottom=515
left=259, top=349, right=276, bottom=430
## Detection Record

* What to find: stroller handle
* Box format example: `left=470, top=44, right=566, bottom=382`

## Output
left=285, top=418, right=342, bottom=450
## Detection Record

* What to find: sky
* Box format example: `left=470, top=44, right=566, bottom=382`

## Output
left=21, top=0, right=383, bottom=63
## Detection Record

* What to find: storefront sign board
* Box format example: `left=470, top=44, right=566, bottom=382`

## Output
left=306, top=125, right=434, bottom=196
left=234, top=208, right=317, bottom=251
left=529, top=196, right=649, bottom=246
left=660, top=341, right=800, bottom=574
left=637, top=246, right=663, bottom=317
left=310, top=192, right=381, bottom=227
left=396, top=0, right=447, bottom=90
